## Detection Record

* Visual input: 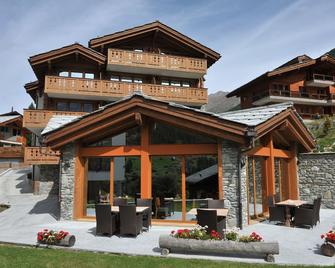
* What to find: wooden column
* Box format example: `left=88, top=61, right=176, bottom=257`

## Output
left=267, top=135, right=276, bottom=196
left=261, top=157, right=269, bottom=214
left=109, top=158, right=114, bottom=205
left=217, top=141, right=223, bottom=199
left=252, top=157, right=257, bottom=218
left=245, top=157, right=250, bottom=224
left=287, top=143, right=298, bottom=199
left=181, top=157, right=186, bottom=221
left=74, top=144, right=86, bottom=219
left=140, top=122, right=152, bottom=198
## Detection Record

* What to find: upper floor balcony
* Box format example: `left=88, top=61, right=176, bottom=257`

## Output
left=107, top=48, right=207, bottom=79
left=252, top=88, right=330, bottom=106
left=0, top=146, right=24, bottom=159
left=306, top=73, right=335, bottom=87
left=44, top=75, right=208, bottom=106
left=23, top=109, right=87, bottom=132
left=24, top=147, right=60, bottom=165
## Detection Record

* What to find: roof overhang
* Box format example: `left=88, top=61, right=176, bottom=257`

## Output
left=89, top=21, right=221, bottom=67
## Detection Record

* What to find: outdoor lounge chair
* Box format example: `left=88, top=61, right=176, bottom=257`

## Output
left=136, top=198, right=152, bottom=229
left=95, top=204, right=116, bottom=236
left=208, top=199, right=225, bottom=209
left=197, top=209, right=225, bottom=236
left=113, top=198, right=128, bottom=206
left=294, top=198, right=320, bottom=228
left=119, top=205, right=143, bottom=236
left=268, top=196, right=285, bottom=223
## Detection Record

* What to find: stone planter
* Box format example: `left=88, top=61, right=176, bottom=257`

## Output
left=321, top=243, right=335, bottom=257
left=159, top=235, right=279, bottom=262
left=37, top=235, right=76, bottom=247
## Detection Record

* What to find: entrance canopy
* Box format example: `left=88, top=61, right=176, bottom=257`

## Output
left=42, top=92, right=315, bottom=152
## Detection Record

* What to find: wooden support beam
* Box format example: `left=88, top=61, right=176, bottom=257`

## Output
left=74, top=143, right=87, bottom=219
left=245, top=157, right=250, bottom=224
left=181, top=157, right=186, bottom=222
left=110, top=158, right=114, bottom=205
left=245, top=146, right=292, bottom=158
left=252, top=157, right=257, bottom=218
left=140, top=122, right=151, bottom=198
left=287, top=143, right=298, bottom=199
left=217, top=142, right=223, bottom=199
left=261, top=157, right=269, bottom=214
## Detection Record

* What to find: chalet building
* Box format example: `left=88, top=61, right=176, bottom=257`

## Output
left=0, top=111, right=24, bottom=164
left=23, top=21, right=315, bottom=227
left=227, top=50, right=335, bottom=119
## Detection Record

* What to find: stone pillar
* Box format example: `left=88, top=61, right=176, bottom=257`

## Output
left=59, top=143, right=75, bottom=220
left=222, top=140, right=248, bottom=228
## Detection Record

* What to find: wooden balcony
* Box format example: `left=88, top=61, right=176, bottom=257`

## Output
left=0, top=146, right=24, bottom=159
left=107, top=48, right=207, bottom=79
left=23, top=109, right=87, bottom=130
left=306, top=73, right=335, bottom=87
left=24, top=147, right=60, bottom=165
left=44, top=75, right=208, bottom=106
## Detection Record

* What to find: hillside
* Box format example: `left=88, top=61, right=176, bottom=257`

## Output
left=204, top=91, right=240, bottom=113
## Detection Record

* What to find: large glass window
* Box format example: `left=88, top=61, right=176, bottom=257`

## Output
left=83, top=103, right=94, bottom=113
left=86, top=158, right=111, bottom=216
left=152, top=156, right=182, bottom=221
left=69, top=102, right=81, bottom=112
left=56, top=102, right=67, bottom=111
left=151, top=122, right=216, bottom=144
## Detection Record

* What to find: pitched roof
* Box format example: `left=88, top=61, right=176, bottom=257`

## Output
left=0, top=115, right=21, bottom=125
left=89, top=21, right=220, bottom=66
left=41, top=92, right=315, bottom=152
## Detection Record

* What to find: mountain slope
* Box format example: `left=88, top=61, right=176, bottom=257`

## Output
left=204, top=91, right=240, bottom=113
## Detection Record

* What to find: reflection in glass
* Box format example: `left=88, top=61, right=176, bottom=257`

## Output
left=185, top=156, right=218, bottom=221
left=86, top=158, right=110, bottom=216
left=152, top=156, right=182, bottom=221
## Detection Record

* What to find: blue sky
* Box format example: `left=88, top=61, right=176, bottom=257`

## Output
left=0, top=0, right=335, bottom=113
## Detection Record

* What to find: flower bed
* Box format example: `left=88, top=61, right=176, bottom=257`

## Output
left=37, top=229, right=75, bottom=247
left=320, top=230, right=335, bottom=257
left=160, top=226, right=279, bottom=262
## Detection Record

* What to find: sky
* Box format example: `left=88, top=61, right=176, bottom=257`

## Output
left=0, top=0, right=335, bottom=114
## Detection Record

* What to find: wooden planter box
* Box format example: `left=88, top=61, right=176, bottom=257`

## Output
left=321, top=243, right=335, bottom=257
left=159, top=235, right=279, bottom=262
left=37, top=235, right=76, bottom=247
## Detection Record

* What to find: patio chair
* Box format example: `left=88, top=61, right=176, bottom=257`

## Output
left=136, top=198, right=152, bottom=229
left=208, top=199, right=225, bottom=209
left=268, top=196, right=285, bottom=223
left=274, top=193, right=281, bottom=203
left=294, top=198, right=318, bottom=228
left=113, top=198, right=128, bottom=206
left=301, top=197, right=321, bottom=224
left=197, top=209, right=225, bottom=236
left=95, top=204, right=116, bottom=236
left=119, top=205, right=143, bottom=237
left=154, top=197, right=169, bottom=219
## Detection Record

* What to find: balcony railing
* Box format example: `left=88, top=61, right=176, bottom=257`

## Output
left=312, top=73, right=335, bottom=82
left=44, top=75, right=208, bottom=105
left=23, top=109, right=87, bottom=129
left=252, top=89, right=329, bottom=102
left=107, top=48, right=207, bottom=78
left=24, top=147, right=60, bottom=165
left=0, top=146, right=24, bottom=158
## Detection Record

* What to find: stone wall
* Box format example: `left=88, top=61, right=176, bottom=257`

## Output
left=222, top=140, right=248, bottom=228
left=38, top=165, right=59, bottom=195
left=59, top=143, right=76, bottom=220
left=298, top=153, right=335, bottom=208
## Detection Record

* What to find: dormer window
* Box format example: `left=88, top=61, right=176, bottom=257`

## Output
left=71, top=72, right=83, bottom=78
left=59, top=71, right=69, bottom=77
left=84, top=73, right=94, bottom=79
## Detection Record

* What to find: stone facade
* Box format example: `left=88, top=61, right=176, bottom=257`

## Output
left=38, top=165, right=59, bottom=195
left=59, top=143, right=76, bottom=220
left=222, top=140, right=248, bottom=228
left=298, top=153, right=335, bottom=208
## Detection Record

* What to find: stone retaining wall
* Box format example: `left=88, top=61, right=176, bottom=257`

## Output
left=298, top=153, right=335, bottom=208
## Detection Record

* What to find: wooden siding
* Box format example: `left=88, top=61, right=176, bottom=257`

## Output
left=24, top=147, right=60, bottom=165
left=0, top=147, right=24, bottom=158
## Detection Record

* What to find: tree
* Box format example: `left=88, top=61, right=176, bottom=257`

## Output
left=28, top=102, right=35, bottom=109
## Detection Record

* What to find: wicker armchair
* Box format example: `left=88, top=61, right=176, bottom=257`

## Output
left=95, top=204, right=116, bottom=236
left=268, top=196, right=285, bottom=223
left=119, top=205, right=143, bottom=236
left=295, top=198, right=320, bottom=228
left=197, top=209, right=225, bottom=236
left=136, top=198, right=152, bottom=229
left=113, top=198, right=128, bottom=206
left=208, top=199, right=225, bottom=209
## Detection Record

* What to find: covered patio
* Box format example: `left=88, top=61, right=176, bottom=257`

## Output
left=41, top=93, right=315, bottom=227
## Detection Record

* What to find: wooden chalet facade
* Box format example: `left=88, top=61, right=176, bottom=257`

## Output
left=227, top=51, right=335, bottom=119
left=22, top=21, right=315, bottom=227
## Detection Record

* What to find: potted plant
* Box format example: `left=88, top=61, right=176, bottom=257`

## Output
left=37, top=229, right=75, bottom=247
left=320, top=230, right=335, bottom=257
left=159, top=226, right=279, bottom=262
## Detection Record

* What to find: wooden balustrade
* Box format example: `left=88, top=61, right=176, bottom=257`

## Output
left=108, top=48, right=207, bottom=75
left=0, top=146, right=24, bottom=158
left=23, top=109, right=87, bottom=129
left=24, top=147, right=60, bottom=165
left=44, top=75, right=207, bottom=105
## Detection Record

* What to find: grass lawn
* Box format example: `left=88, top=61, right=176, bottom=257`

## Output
left=0, top=244, right=323, bottom=268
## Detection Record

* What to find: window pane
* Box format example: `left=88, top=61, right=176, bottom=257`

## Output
left=69, top=102, right=81, bottom=112
left=85, top=73, right=94, bottom=79
left=152, top=156, right=182, bottom=221
left=182, top=82, right=190, bottom=87
left=121, top=77, right=132, bottom=83
left=71, top=72, right=83, bottom=78
left=83, top=103, right=93, bottom=113
left=86, top=158, right=111, bottom=216
left=151, top=122, right=216, bottom=144
left=114, top=157, right=140, bottom=204
left=185, top=156, right=218, bottom=221
left=134, top=78, right=143, bottom=84
left=59, top=71, right=69, bottom=77
left=110, top=76, right=119, bottom=81
left=56, top=102, right=67, bottom=111
left=171, top=81, right=181, bottom=87
left=161, top=80, right=169, bottom=86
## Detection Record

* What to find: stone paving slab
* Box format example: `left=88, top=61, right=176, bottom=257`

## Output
left=0, top=168, right=335, bottom=266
